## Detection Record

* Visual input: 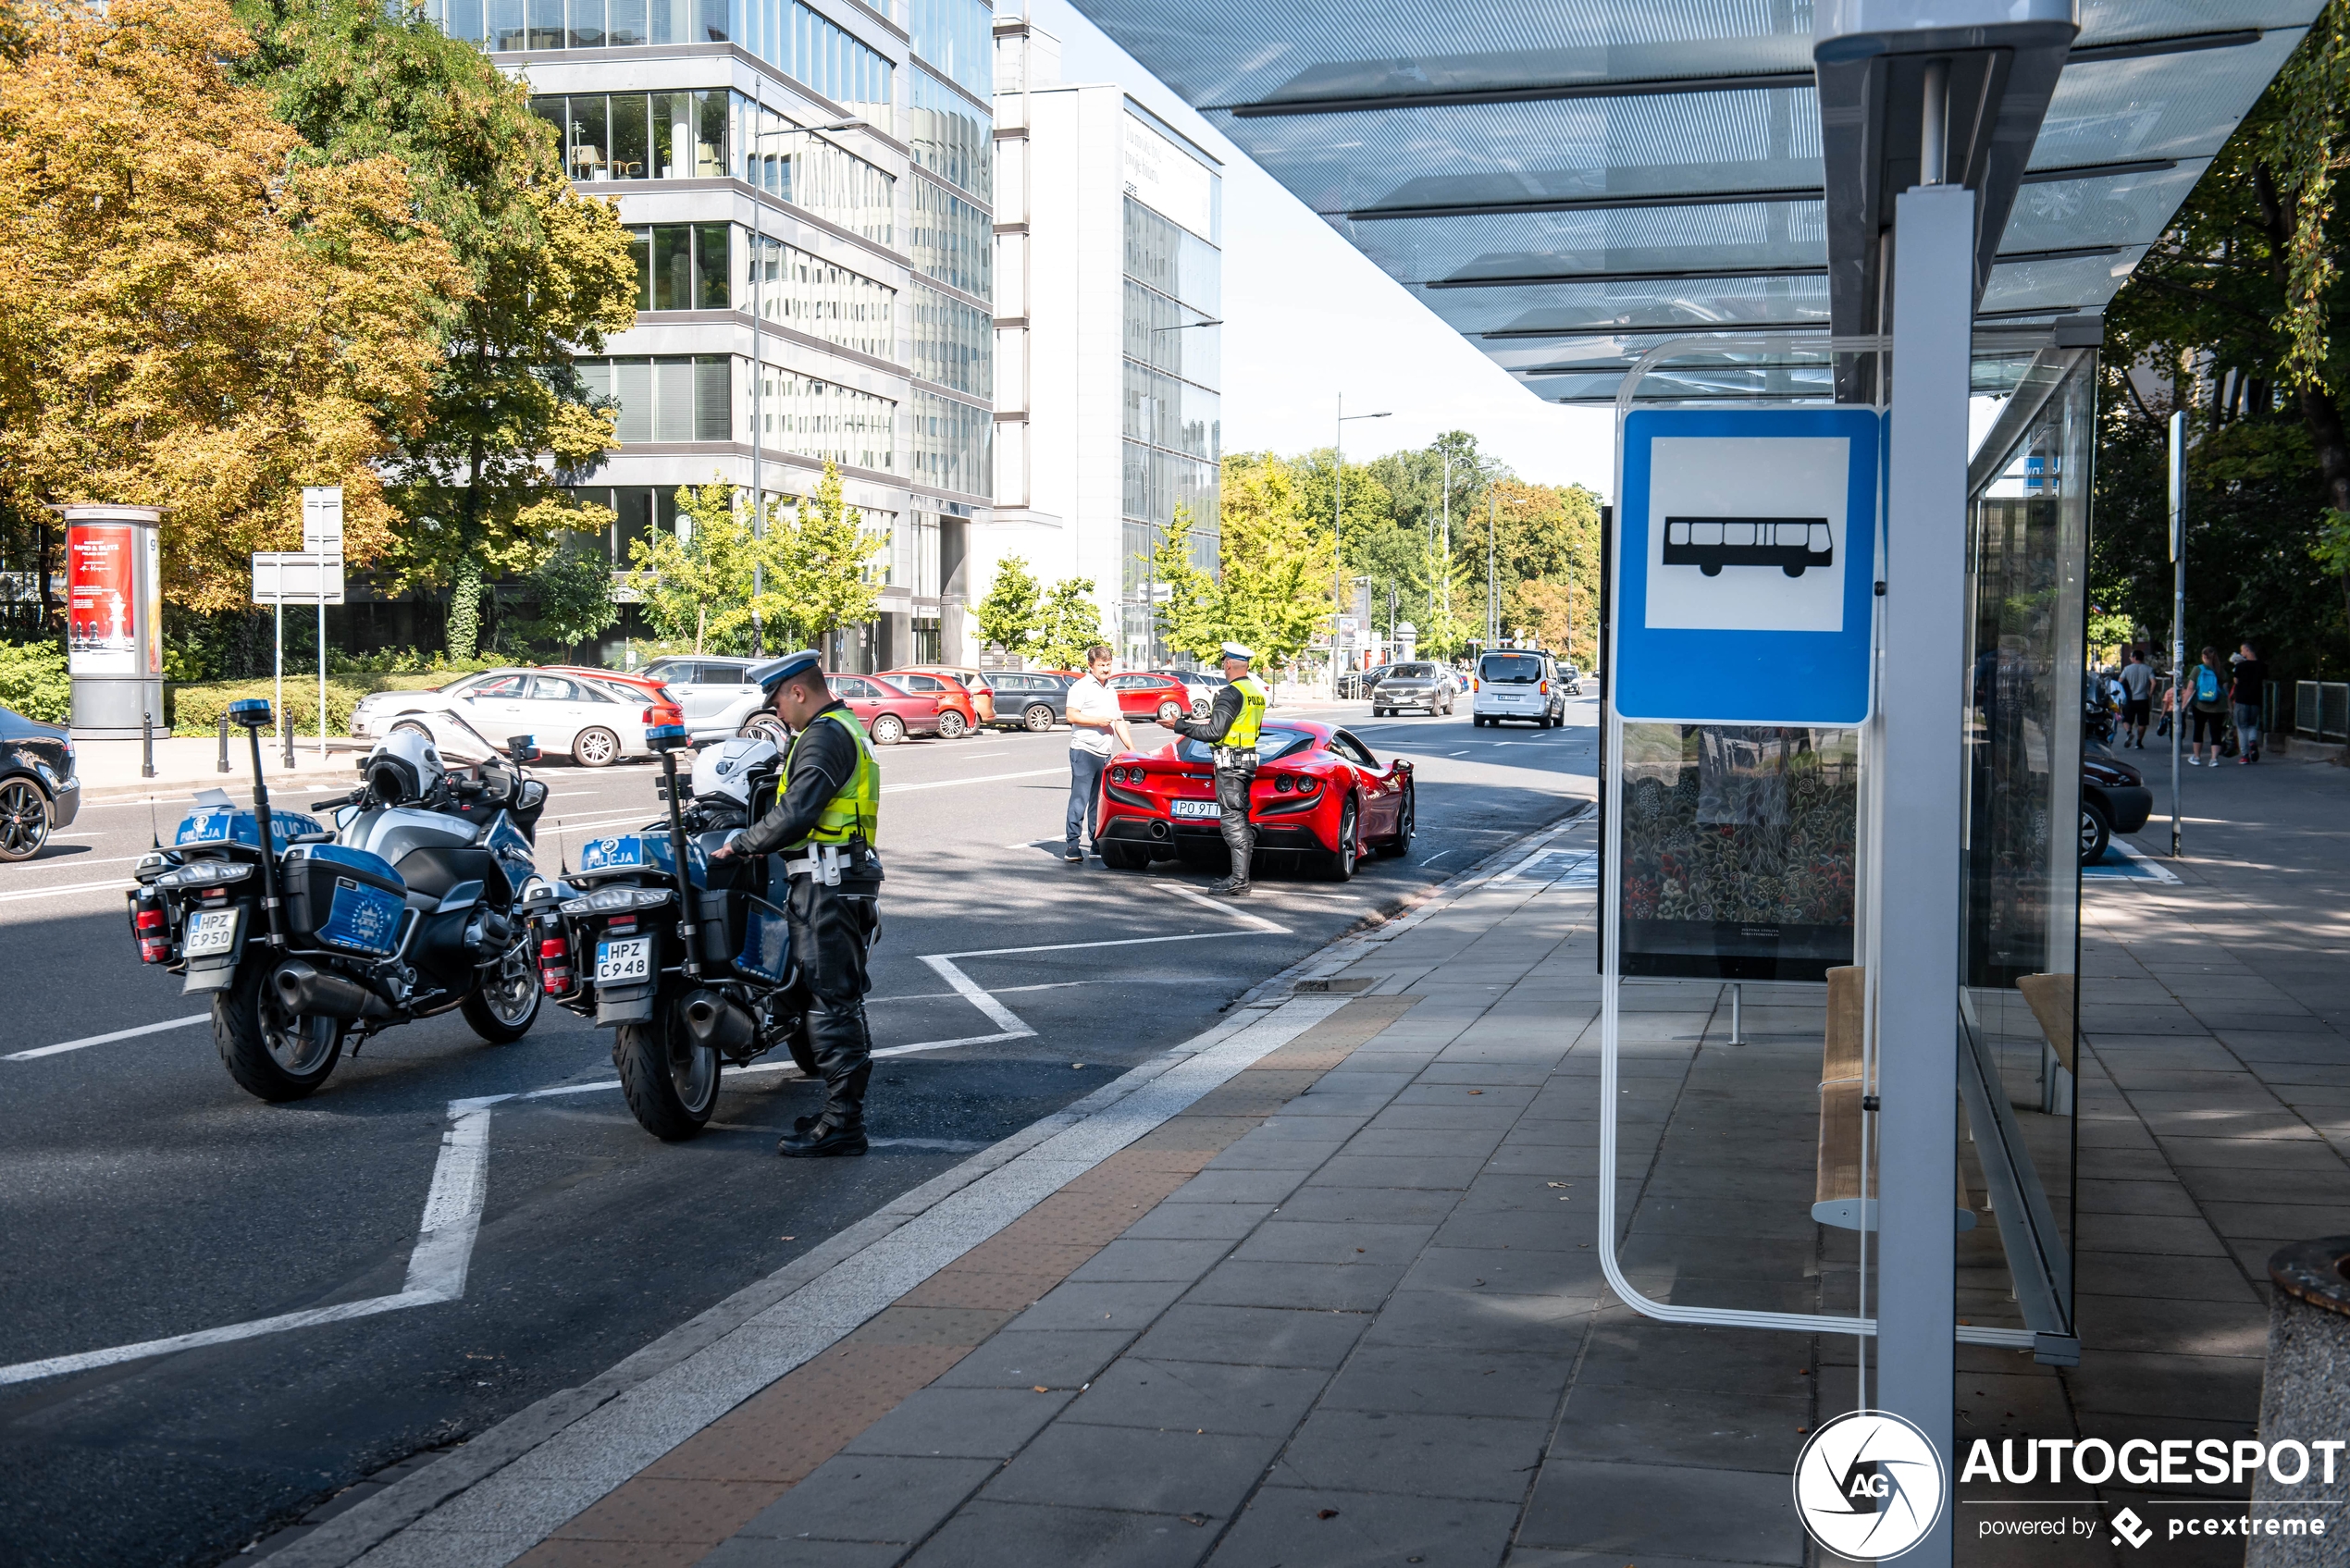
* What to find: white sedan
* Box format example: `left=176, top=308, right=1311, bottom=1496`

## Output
left=352, top=669, right=654, bottom=767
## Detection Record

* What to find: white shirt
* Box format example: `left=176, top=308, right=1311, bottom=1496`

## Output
left=1066, top=675, right=1119, bottom=757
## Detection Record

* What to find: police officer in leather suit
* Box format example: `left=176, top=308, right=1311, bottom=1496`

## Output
left=711, top=650, right=882, bottom=1156
left=1169, top=642, right=1270, bottom=897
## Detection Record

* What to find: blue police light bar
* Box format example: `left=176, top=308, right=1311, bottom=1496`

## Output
left=646, top=723, right=690, bottom=752
left=228, top=698, right=274, bottom=728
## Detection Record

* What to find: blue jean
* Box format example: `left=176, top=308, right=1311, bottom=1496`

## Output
left=1067, top=749, right=1108, bottom=849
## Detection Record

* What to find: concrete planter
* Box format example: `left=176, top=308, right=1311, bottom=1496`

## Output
left=2249, top=1237, right=2350, bottom=1565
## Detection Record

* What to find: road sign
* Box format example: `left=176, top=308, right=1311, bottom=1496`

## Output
left=302, top=487, right=344, bottom=552
left=252, top=552, right=345, bottom=605
left=1613, top=407, right=1880, bottom=726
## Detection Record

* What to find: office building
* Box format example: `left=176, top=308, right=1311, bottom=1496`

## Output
left=420, top=0, right=996, bottom=670
left=989, top=19, right=1220, bottom=667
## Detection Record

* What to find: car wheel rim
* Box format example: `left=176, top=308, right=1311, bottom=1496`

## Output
left=2081, top=812, right=2103, bottom=856
left=0, top=782, right=46, bottom=857
left=1341, top=805, right=1356, bottom=871
left=1027, top=707, right=1051, bottom=732
left=579, top=730, right=615, bottom=763
left=875, top=718, right=903, bottom=742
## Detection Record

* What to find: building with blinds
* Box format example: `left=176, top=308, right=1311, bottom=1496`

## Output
left=990, top=19, right=1220, bottom=668
left=420, top=0, right=996, bottom=671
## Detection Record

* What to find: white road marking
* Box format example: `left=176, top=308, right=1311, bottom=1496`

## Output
left=884, top=768, right=1063, bottom=795
left=920, top=955, right=1037, bottom=1039
left=0, top=877, right=133, bottom=904
left=1151, top=881, right=1290, bottom=933
left=946, top=929, right=1270, bottom=960
left=0, top=854, right=146, bottom=873
left=8, top=1013, right=211, bottom=1062
left=1449, top=750, right=1470, bottom=757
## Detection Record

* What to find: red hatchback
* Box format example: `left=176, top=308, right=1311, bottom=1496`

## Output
left=1095, top=721, right=1415, bottom=882
left=877, top=669, right=982, bottom=739
left=546, top=666, right=686, bottom=730
left=1105, top=672, right=1195, bottom=727
left=826, top=673, right=942, bottom=745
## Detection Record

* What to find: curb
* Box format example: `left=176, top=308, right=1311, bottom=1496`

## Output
left=250, top=810, right=1584, bottom=1568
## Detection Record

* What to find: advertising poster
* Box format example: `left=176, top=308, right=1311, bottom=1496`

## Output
left=67, top=524, right=136, bottom=676
left=145, top=525, right=163, bottom=675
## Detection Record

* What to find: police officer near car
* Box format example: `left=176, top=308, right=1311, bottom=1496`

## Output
left=1170, top=642, right=1269, bottom=897
left=711, top=650, right=883, bottom=1157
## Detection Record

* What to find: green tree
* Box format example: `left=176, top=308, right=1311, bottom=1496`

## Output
left=756, top=461, right=882, bottom=651
left=514, top=540, right=619, bottom=652
left=1149, top=507, right=1221, bottom=661
left=235, top=0, right=638, bottom=659
left=626, top=476, right=750, bottom=653
left=976, top=554, right=1044, bottom=661
left=1218, top=452, right=1333, bottom=672
left=1033, top=579, right=1107, bottom=670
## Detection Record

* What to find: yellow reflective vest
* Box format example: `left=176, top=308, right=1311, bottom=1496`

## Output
left=1226, top=673, right=1269, bottom=749
left=787, top=708, right=880, bottom=846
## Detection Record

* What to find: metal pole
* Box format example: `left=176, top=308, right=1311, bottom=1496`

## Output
left=1333, top=406, right=1354, bottom=691
left=317, top=598, right=328, bottom=760
left=216, top=710, right=230, bottom=773
left=275, top=600, right=286, bottom=764
left=750, top=154, right=766, bottom=659
left=1877, top=179, right=1974, bottom=1568
left=2169, top=408, right=2185, bottom=857
left=142, top=710, right=155, bottom=779
left=1727, top=982, right=1743, bottom=1046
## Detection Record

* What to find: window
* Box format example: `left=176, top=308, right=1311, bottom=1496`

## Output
left=626, top=225, right=729, bottom=311
left=1330, top=732, right=1376, bottom=767
left=529, top=677, right=578, bottom=701
left=469, top=675, right=528, bottom=698
left=910, top=177, right=990, bottom=298
left=439, top=0, right=730, bottom=51
left=896, top=673, right=941, bottom=691
left=910, top=391, right=990, bottom=497
left=699, top=664, right=746, bottom=685
left=753, top=367, right=896, bottom=471
left=911, top=286, right=990, bottom=395
left=532, top=91, right=725, bottom=181
left=908, top=66, right=989, bottom=201
left=576, top=356, right=733, bottom=442
left=911, top=0, right=991, bottom=100
left=747, top=235, right=896, bottom=359
left=898, top=512, right=941, bottom=597
left=735, top=0, right=895, bottom=131
left=831, top=675, right=873, bottom=698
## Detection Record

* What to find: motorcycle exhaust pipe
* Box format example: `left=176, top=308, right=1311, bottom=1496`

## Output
left=271, top=959, right=392, bottom=1021
left=681, top=988, right=756, bottom=1055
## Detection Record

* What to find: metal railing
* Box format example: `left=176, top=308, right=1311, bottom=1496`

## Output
left=2294, top=681, right=2350, bottom=741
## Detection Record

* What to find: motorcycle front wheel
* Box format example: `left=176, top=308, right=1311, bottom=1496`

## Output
left=216, top=960, right=346, bottom=1102
left=616, top=994, right=719, bottom=1140
left=462, top=931, right=542, bottom=1044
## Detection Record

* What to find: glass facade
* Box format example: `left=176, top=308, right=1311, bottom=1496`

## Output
left=575, top=356, right=734, bottom=442
left=910, top=286, right=991, bottom=396
left=747, top=235, right=896, bottom=359
left=1119, top=193, right=1220, bottom=663
left=908, top=65, right=991, bottom=201
left=752, top=366, right=897, bottom=470
left=910, top=176, right=992, bottom=298
left=910, top=391, right=990, bottom=498
left=534, top=90, right=725, bottom=180
left=909, top=0, right=991, bottom=100
left=441, top=0, right=894, bottom=133
left=626, top=224, right=732, bottom=311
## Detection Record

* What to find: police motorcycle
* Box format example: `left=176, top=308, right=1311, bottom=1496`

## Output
left=126, top=698, right=555, bottom=1103
left=538, top=725, right=821, bottom=1141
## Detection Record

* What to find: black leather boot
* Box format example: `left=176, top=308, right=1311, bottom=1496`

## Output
left=779, top=1004, right=871, bottom=1156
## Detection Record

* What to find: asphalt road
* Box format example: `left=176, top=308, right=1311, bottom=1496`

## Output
left=0, top=695, right=1595, bottom=1567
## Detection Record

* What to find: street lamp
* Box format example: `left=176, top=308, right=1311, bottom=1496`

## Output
left=1140, top=319, right=1222, bottom=665
left=747, top=115, right=865, bottom=656
left=1334, top=395, right=1391, bottom=698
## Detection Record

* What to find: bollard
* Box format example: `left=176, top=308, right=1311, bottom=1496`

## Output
left=142, top=711, right=155, bottom=779
left=2249, top=1237, right=2350, bottom=1565
left=282, top=704, right=296, bottom=768
left=217, top=710, right=231, bottom=772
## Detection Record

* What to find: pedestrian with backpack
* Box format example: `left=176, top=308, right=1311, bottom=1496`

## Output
left=2188, top=646, right=2229, bottom=766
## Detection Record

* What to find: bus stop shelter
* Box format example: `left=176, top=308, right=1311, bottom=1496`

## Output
left=1053, top=1, right=2320, bottom=1559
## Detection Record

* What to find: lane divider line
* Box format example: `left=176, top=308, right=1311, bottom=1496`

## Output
left=882, top=768, right=1063, bottom=795
left=0, top=877, right=134, bottom=904
left=1149, top=881, right=1292, bottom=934
left=7, top=1013, right=210, bottom=1062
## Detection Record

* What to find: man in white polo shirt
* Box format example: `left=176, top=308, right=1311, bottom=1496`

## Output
left=1063, top=643, right=1127, bottom=863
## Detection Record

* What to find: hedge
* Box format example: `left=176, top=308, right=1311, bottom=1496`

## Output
left=168, top=673, right=450, bottom=737
left=0, top=644, right=71, bottom=724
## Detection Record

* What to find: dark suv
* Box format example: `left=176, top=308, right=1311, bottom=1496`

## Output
left=983, top=671, right=1073, bottom=732
left=2080, top=750, right=2154, bottom=864
left=0, top=704, right=80, bottom=861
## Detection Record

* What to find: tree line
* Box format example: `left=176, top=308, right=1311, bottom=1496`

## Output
left=0, top=0, right=638, bottom=673
left=975, top=437, right=1602, bottom=674
left=2093, top=1, right=2350, bottom=689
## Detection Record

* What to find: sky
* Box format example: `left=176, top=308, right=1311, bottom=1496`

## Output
left=1029, top=0, right=1618, bottom=500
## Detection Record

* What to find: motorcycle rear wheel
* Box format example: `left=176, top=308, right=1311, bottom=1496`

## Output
left=216, top=960, right=345, bottom=1102
left=617, top=996, right=719, bottom=1140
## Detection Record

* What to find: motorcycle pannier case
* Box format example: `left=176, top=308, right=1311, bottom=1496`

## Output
left=281, top=844, right=410, bottom=957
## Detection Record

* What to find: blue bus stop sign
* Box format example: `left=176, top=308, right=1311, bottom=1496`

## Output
left=1614, top=407, right=1882, bottom=726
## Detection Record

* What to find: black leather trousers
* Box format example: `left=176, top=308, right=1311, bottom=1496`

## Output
left=785, top=875, right=877, bottom=1130
left=1214, top=764, right=1256, bottom=887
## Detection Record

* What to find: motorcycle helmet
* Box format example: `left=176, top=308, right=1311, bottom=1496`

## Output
left=365, top=728, right=448, bottom=807
left=690, top=735, right=778, bottom=809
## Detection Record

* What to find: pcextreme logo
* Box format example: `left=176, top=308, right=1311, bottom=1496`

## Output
left=1792, top=1410, right=1948, bottom=1560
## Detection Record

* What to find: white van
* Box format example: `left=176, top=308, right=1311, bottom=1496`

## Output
left=1471, top=649, right=1565, bottom=728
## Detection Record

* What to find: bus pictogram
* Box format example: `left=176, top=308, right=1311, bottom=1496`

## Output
left=1663, top=516, right=1834, bottom=577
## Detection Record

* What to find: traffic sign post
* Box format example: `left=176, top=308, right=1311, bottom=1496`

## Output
left=254, top=545, right=345, bottom=764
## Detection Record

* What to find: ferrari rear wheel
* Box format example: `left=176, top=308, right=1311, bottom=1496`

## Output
left=1377, top=785, right=1415, bottom=857
left=1322, top=797, right=1359, bottom=882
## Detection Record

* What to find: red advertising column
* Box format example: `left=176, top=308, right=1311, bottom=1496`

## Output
left=61, top=505, right=165, bottom=738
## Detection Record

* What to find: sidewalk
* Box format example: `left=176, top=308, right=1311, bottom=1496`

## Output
left=71, top=735, right=358, bottom=804
left=266, top=753, right=2349, bottom=1568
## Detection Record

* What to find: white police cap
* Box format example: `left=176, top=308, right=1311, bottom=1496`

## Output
left=1219, top=641, right=1254, bottom=662
left=750, top=648, right=825, bottom=691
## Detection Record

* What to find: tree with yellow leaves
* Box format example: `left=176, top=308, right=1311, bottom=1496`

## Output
left=0, top=0, right=464, bottom=611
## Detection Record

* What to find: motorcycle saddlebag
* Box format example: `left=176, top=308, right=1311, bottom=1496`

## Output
left=281, top=844, right=409, bottom=958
